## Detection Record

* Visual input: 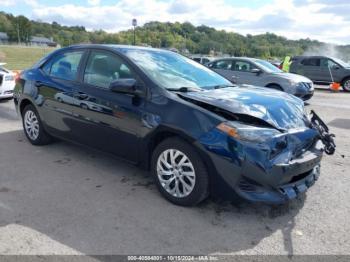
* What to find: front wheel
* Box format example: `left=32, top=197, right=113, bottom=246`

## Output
left=22, top=104, right=53, bottom=145
left=151, top=137, right=209, bottom=206
left=342, top=77, right=350, bottom=92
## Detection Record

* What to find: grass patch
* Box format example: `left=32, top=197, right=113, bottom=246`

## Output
left=0, top=45, right=57, bottom=70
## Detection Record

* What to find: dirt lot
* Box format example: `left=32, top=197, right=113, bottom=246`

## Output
left=0, top=90, right=349, bottom=257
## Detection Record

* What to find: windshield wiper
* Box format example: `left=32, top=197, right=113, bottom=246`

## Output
left=166, top=87, right=202, bottom=92
left=202, top=84, right=236, bottom=89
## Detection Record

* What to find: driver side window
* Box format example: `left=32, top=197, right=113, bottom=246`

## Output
left=320, top=58, right=338, bottom=68
left=232, top=61, right=257, bottom=72
left=84, top=50, right=135, bottom=89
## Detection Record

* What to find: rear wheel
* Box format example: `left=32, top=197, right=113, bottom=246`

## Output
left=151, top=137, right=209, bottom=206
left=22, top=104, right=53, bottom=145
left=342, top=77, right=350, bottom=92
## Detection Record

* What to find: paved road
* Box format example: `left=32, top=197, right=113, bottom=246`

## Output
left=0, top=91, right=349, bottom=256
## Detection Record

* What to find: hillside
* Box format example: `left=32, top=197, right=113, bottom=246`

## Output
left=1, top=11, right=349, bottom=62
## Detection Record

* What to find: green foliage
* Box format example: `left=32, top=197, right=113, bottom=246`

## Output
left=1, top=11, right=349, bottom=61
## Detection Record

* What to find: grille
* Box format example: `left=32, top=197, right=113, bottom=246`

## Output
left=303, top=82, right=313, bottom=89
left=238, top=177, right=263, bottom=193
left=289, top=169, right=313, bottom=183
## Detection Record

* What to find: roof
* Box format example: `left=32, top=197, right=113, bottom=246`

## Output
left=0, top=32, right=9, bottom=40
left=68, top=44, right=166, bottom=53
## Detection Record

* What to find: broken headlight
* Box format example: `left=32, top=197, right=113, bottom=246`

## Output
left=216, top=122, right=281, bottom=143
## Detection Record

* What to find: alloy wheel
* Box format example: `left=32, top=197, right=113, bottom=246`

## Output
left=24, top=110, right=40, bottom=141
left=344, top=80, right=350, bottom=91
left=156, top=149, right=196, bottom=198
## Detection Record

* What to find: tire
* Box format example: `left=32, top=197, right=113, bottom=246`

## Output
left=342, top=77, right=350, bottom=92
left=266, top=84, right=283, bottom=91
left=22, top=104, right=53, bottom=145
left=151, top=137, right=209, bottom=206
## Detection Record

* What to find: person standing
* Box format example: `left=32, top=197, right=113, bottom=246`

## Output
left=282, top=56, right=292, bottom=72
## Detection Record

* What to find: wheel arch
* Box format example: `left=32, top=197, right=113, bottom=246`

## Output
left=19, top=98, right=34, bottom=116
left=265, top=83, right=283, bottom=90
left=341, top=75, right=350, bottom=85
left=141, top=127, right=217, bottom=178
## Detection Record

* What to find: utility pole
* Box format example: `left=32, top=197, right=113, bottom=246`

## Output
left=17, top=22, right=20, bottom=45
left=132, top=18, right=137, bottom=46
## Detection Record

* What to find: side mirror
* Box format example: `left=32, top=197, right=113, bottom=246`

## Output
left=109, top=79, right=145, bottom=97
left=251, top=68, right=262, bottom=75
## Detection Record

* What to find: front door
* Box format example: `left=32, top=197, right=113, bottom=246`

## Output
left=71, top=49, right=146, bottom=162
left=209, top=60, right=235, bottom=83
left=231, top=60, right=261, bottom=86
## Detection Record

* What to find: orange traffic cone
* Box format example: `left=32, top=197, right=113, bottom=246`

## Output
left=330, top=82, right=341, bottom=92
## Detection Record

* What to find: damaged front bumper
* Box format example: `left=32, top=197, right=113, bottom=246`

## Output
left=199, top=126, right=325, bottom=204
left=236, top=163, right=321, bottom=204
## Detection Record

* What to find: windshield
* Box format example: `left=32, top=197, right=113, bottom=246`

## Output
left=332, top=57, right=350, bottom=68
left=254, top=59, right=283, bottom=73
left=121, top=48, right=231, bottom=90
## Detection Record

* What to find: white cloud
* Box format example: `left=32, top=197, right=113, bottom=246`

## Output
left=0, top=0, right=38, bottom=7
left=87, top=0, right=100, bottom=6
left=1, top=0, right=17, bottom=6
left=26, top=0, right=350, bottom=44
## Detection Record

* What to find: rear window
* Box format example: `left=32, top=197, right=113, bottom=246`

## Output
left=301, top=58, right=320, bottom=67
left=43, top=51, right=84, bottom=81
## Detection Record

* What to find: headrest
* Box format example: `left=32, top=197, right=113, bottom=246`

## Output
left=59, top=61, right=71, bottom=70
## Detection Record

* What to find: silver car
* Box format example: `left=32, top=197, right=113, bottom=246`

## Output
left=207, top=57, right=314, bottom=100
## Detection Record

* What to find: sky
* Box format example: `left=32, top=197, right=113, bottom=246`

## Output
left=1, top=0, right=350, bottom=44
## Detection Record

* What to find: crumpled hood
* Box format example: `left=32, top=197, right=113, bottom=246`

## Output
left=180, top=86, right=308, bottom=130
left=271, top=72, right=312, bottom=83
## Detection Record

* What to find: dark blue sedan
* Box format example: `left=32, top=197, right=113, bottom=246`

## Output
left=13, top=45, right=335, bottom=206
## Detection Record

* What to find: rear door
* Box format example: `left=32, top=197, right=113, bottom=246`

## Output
left=70, top=49, right=147, bottom=162
left=38, top=49, right=85, bottom=140
left=299, top=58, right=322, bottom=82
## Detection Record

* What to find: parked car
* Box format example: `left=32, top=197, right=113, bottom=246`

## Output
left=191, top=55, right=215, bottom=65
left=290, top=56, right=350, bottom=92
left=14, top=45, right=334, bottom=206
left=207, top=57, right=314, bottom=100
left=0, top=63, right=16, bottom=100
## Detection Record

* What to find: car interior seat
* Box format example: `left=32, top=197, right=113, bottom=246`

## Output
left=57, top=61, right=72, bottom=79
left=86, top=57, right=113, bottom=88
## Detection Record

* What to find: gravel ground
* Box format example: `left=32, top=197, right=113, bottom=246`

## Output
left=0, top=89, right=349, bottom=257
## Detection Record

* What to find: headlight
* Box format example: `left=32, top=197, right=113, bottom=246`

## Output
left=288, top=79, right=298, bottom=86
left=216, top=122, right=281, bottom=142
